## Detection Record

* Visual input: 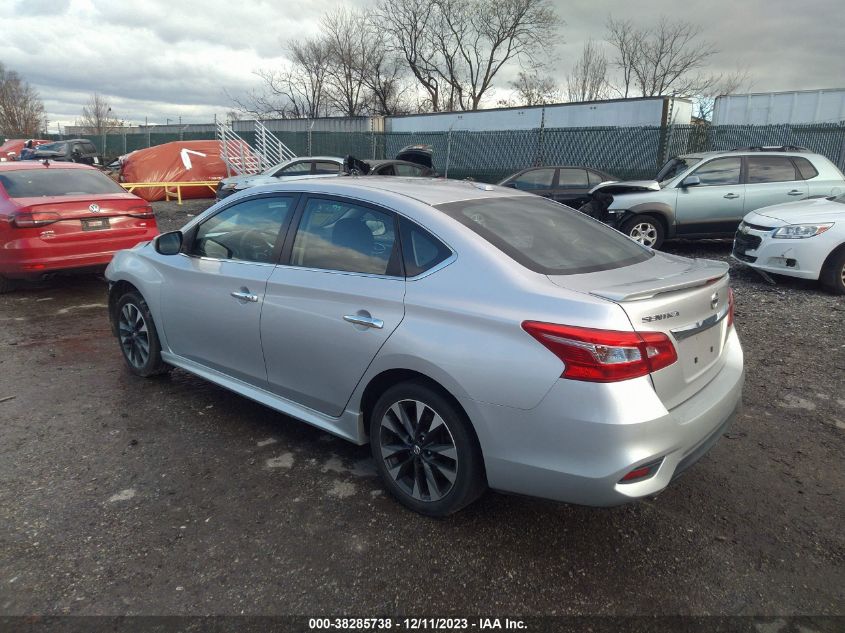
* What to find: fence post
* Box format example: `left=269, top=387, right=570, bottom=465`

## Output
left=445, top=126, right=454, bottom=179
left=838, top=123, right=845, bottom=172
left=534, top=106, right=546, bottom=166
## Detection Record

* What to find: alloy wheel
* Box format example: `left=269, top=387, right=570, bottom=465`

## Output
left=118, top=303, right=150, bottom=369
left=629, top=222, right=658, bottom=247
left=378, top=399, right=458, bottom=502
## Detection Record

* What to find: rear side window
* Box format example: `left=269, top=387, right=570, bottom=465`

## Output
left=557, top=169, right=588, bottom=188
left=313, top=161, right=340, bottom=175
left=747, top=156, right=798, bottom=183
left=0, top=168, right=125, bottom=197
left=692, top=157, right=742, bottom=186
left=437, top=196, right=651, bottom=275
left=510, top=168, right=555, bottom=191
left=399, top=218, right=452, bottom=277
left=792, top=157, right=819, bottom=180
left=276, top=161, right=310, bottom=176
left=588, top=171, right=607, bottom=186
left=394, top=164, right=425, bottom=177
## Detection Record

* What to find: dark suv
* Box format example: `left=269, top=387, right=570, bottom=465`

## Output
left=28, top=139, right=102, bottom=166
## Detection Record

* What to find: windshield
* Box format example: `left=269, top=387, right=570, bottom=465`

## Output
left=656, top=156, right=701, bottom=185
left=436, top=196, right=652, bottom=275
left=0, top=169, right=127, bottom=197
left=35, top=142, right=67, bottom=154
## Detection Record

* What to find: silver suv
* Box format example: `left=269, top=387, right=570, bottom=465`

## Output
left=585, top=147, right=845, bottom=249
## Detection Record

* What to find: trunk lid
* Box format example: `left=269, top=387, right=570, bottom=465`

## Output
left=549, top=252, right=732, bottom=409
left=13, top=194, right=151, bottom=220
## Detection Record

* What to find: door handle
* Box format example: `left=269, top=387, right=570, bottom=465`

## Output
left=723, top=193, right=741, bottom=199
left=343, top=314, right=384, bottom=329
left=230, top=289, right=259, bottom=303
left=787, top=190, right=804, bottom=196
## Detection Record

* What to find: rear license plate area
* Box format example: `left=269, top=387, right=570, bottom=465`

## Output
left=82, top=218, right=110, bottom=231
left=677, top=324, right=723, bottom=380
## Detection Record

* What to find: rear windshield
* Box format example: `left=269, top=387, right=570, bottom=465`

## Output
left=436, top=196, right=652, bottom=275
left=0, top=169, right=127, bottom=198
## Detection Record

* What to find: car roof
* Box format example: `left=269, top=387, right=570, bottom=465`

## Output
left=0, top=161, right=97, bottom=171
left=680, top=150, right=823, bottom=160
left=367, top=159, right=432, bottom=168
left=247, top=176, right=532, bottom=207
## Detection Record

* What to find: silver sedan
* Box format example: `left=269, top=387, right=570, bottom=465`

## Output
left=106, top=178, right=744, bottom=516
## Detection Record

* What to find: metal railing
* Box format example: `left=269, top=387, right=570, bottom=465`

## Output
left=216, top=121, right=262, bottom=177
left=255, top=120, right=296, bottom=170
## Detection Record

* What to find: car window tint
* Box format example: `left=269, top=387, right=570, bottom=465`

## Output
left=692, top=157, right=741, bottom=186
left=588, top=171, right=606, bottom=186
left=437, top=196, right=651, bottom=275
left=376, top=164, right=396, bottom=176
left=748, top=156, right=798, bottom=183
left=557, top=169, right=588, bottom=188
left=313, top=161, right=340, bottom=175
left=0, top=168, right=125, bottom=197
left=399, top=218, right=451, bottom=276
left=190, top=196, right=293, bottom=263
left=291, top=198, right=398, bottom=275
left=81, top=143, right=97, bottom=154
left=510, top=168, right=555, bottom=191
left=394, top=164, right=424, bottom=177
left=792, top=157, right=819, bottom=180
left=277, top=162, right=310, bottom=176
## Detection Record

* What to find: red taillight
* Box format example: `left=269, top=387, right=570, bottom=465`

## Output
left=619, top=459, right=663, bottom=483
left=522, top=321, right=678, bottom=383
left=11, top=211, right=61, bottom=228
left=727, top=287, right=735, bottom=328
left=127, top=205, right=155, bottom=219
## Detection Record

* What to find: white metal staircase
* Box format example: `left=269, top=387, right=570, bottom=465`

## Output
left=216, top=120, right=296, bottom=177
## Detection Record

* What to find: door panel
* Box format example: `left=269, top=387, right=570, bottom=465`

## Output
left=674, top=157, right=745, bottom=235
left=550, top=168, right=590, bottom=207
left=261, top=269, right=405, bottom=416
left=744, top=156, right=808, bottom=212
left=505, top=168, right=557, bottom=199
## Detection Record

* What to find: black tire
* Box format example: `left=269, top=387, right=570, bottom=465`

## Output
left=820, top=246, right=845, bottom=295
left=369, top=381, right=486, bottom=516
left=0, top=275, right=15, bottom=294
left=114, top=290, right=170, bottom=377
left=620, top=214, right=665, bottom=249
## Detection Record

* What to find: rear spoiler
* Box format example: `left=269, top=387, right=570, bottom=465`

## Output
left=590, top=259, right=729, bottom=301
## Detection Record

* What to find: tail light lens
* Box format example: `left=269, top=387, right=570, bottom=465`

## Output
left=127, top=206, right=155, bottom=219
left=11, top=211, right=61, bottom=228
left=727, top=287, right=735, bottom=328
left=522, top=321, right=678, bottom=383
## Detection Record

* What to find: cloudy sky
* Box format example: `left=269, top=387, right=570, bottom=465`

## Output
left=1, top=0, right=842, bottom=129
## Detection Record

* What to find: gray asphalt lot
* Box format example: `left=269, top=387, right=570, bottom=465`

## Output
left=0, top=198, right=842, bottom=616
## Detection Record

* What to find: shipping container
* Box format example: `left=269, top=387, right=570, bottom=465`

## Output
left=713, top=89, right=845, bottom=125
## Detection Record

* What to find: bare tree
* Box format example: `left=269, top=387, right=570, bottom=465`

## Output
left=78, top=93, right=122, bottom=135
left=606, top=17, right=718, bottom=98
left=566, top=39, right=610, bottom=102
left=694, top=67, right=752, bottom=121
left=504, top=71, right=561, bottom=106
left=321, top=8, right=371, bottom=117
left=0, top=62, right=46, bottom=137
left=376, top=0, right=560, bottom=112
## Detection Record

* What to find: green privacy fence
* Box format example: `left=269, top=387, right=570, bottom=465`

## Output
left=41, top=122, right=845, bottom=182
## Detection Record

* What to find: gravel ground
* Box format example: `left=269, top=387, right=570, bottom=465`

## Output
left=0, top=198, right=842, bottom=617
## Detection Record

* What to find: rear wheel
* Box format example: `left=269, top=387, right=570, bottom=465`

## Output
left=115, top=291, right=170, bottom=377
left=820, top=246, right=845, bottom=295
left=369, top=381, right=486, bottom=516
left=0, top=276, right=15, bottom=294
left=620, top=214, right=665, bottom=249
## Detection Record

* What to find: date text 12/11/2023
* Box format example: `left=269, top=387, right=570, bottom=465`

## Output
left=308, top=618, right=528, bottom=630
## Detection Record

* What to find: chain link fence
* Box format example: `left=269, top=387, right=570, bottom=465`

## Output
left=31, top=122, right=845, bottom=182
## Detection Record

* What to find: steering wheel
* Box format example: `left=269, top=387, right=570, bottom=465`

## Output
left=234, top=229, right=275, bottom=262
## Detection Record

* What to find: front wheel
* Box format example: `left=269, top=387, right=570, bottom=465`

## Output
left=620, top=214, right=665, bottom=249
left=114, top=291, right=171, bottom=377
left=370, top=381, right=486, bottom=516
left=820, top=247, right=845, bottom=295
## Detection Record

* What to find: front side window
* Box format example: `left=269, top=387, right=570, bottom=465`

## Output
left=291, top=198, right=398, bottom=275
left=190, top=196, right=293, bottom=263
left=509, top=168, right=555, bottom=191
left=394, top=164, right=425, bottom=177
left=747, top=156, right=798, bottom=183
left=691, top=157, right=742, bottom=186
left=437, top=196, right=651, bottom=275
left=275, top=161, right=310, bottom=177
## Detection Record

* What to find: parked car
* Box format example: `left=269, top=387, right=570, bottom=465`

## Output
left=106, top=178, right=744, bottom=516
left=215, top=146, right=436, bottom=200
left=583, top=147, right=845, bottom=249
left=25, top=139, right=103, bottom=166
left=0, top=162, right=159, bottom=293
left=498, top=166, right=617, bottom=208
left=733, top=193, right=845, bottom=294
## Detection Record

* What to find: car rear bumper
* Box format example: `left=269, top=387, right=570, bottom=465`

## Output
left=466, top=329, right=744, bottom=506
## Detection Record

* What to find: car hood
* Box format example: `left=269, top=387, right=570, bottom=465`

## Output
left=589, top=180, right=661, bottom=195
left=749, top=197, right=845, bottom=225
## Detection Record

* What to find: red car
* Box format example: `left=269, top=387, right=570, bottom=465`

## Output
left=0, top=162, right=160, bottom=293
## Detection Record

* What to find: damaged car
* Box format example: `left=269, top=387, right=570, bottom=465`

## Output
left=580, top=147, right=845, bottom=249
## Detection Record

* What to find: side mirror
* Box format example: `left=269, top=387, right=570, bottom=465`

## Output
left=681, top=175, right=700, bottom=187
left=155, top=231, right=183, bottom=255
